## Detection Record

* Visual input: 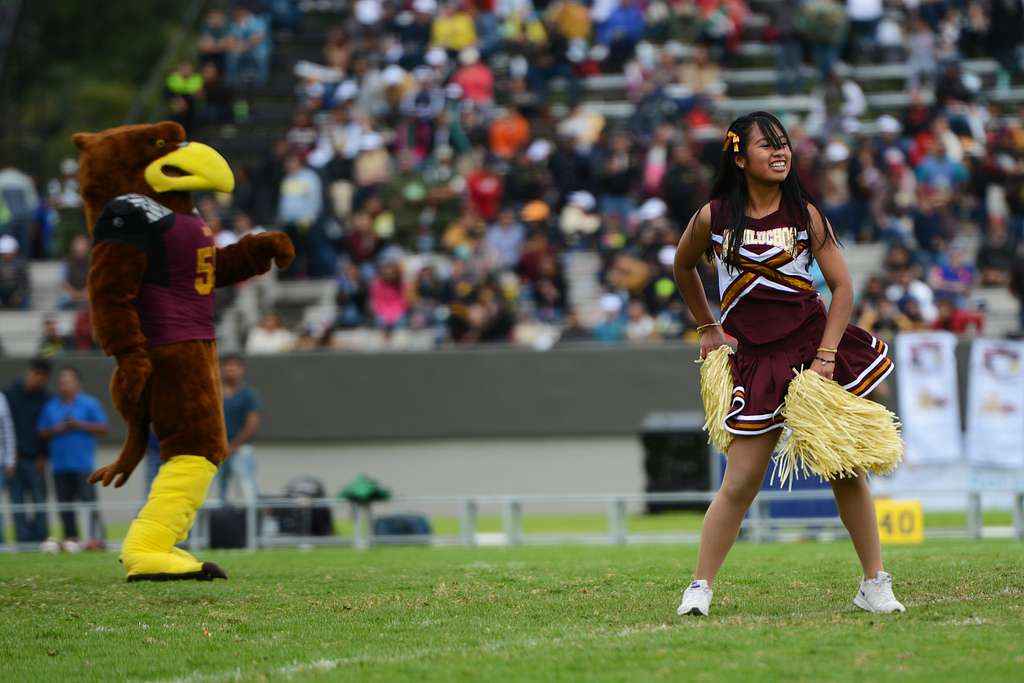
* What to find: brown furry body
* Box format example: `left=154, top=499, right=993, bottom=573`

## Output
left=75, top=121, right=293, bottom=482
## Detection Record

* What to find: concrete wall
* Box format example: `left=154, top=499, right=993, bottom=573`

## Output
left=0, top=345, right=704, bottom=441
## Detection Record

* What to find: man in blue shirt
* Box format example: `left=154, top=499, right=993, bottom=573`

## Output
left=215, top=354, right=261, bottom=503
left=37, top=367, right=108, bottom=549
left=4, top=358, right=52, bottom=544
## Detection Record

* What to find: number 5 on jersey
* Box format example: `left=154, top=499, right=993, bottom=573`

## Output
left=195, top=246, right=215, bottom=295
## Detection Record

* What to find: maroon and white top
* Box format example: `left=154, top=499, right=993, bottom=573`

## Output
left=707, top=199, right=894, bottom=437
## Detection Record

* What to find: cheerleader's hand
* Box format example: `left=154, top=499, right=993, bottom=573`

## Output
left=699, top=326, right=729, bottom=360
left=810, top=356, right=835, bottom=380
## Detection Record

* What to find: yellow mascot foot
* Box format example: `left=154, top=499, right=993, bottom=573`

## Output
left=122, top=455, right=228, bottom=582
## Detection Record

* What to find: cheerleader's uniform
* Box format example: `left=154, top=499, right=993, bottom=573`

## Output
left=709, top=199, right=894, bottom=436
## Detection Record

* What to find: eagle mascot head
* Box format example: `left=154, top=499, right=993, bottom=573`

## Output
left=73, top=120, right=234, bottom=229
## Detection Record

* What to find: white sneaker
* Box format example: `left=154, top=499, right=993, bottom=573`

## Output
left=677, top=579, right=713, bottom=616
left=39, top=537, right=61, bottom=554
left=853, top=571, right=906, bottom=613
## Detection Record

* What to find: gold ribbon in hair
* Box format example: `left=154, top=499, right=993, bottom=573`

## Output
left=723, top=131, right=740, bottom=153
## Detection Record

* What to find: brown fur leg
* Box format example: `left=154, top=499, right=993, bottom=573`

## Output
left=147, top=340, right=228, bottom=467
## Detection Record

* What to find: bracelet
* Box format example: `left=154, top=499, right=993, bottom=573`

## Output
left=696, top=322, right=721, bottom=335
left=817, top=346, right=838, bottom=354
left=814, top=356, right=836, bottom=364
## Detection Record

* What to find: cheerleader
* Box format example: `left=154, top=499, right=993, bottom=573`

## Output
left=673, top=112, right=905, bottom=616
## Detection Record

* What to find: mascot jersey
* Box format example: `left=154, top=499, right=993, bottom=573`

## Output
left=94, top=193, right=215, bottom=346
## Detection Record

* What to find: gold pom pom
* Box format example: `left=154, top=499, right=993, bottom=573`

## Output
left=698, top=345, right=736, bottom=454
left=773, top=369, right=903, bottom=489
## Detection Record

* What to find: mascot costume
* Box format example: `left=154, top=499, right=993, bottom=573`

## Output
left=74, top=121, right=294, bottom=581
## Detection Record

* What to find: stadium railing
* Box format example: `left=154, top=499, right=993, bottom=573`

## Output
left=3, top=487, right=1023, bottom=553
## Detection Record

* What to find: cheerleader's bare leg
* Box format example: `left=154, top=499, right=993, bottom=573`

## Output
left=694, top=429, right=781, bottom=586
left=829, top=473, right=884, bottom=578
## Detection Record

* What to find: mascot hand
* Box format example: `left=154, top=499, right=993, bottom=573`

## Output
left=89, top=459, right=136, bottom=488
left=262, top=231, right=295, bottom=270
left=111, top=349, right=153, bottom=416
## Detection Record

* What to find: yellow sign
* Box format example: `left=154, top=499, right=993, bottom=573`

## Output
left=875, top=499, right=924, bottom=544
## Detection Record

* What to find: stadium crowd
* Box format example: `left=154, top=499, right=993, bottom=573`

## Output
left=3, top=0, right=1024, bottom=353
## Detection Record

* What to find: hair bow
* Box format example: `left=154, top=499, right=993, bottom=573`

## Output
left=723, top=131, right=740, bottom=153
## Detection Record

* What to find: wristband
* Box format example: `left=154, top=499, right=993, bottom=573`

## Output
left=814, top=356, right=836, bottom=365
left=817, top=346, right=838, bottom=354
left=696, top=322, right=721, bottom=335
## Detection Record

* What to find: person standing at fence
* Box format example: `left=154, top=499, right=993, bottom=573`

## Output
left=0, top=390, right=16, bottom=546
left=36, top=367, right=108, bottom=551
left=672, top=112, right=905, bottom=616
left=3, top=358, right=52, bottom=544
left=215, top=354, right=261, bottom=503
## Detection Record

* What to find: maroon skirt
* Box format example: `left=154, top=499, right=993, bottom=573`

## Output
left=724, top=313, right=894, bottom=436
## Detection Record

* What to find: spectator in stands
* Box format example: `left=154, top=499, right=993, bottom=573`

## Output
left=0, top=235, right=29, bottom=309
left=772, top=0, right=805, bottom=95
left=912, top=190, right=955, bottom=258
left=198, top=8, right=233, bottom=72
left=0, top=388, right=14, bottom=547
left=246, top=312, right=297, bottom=353
left=558, top=308, right=592, bottom=343
left=931, top=295, right=984, bottom=334
left=467, top=157, right=504, bottom=222
left=596, top=131, right=640, bottom=220
left=277, top=154, right=323, bottom=278
left=906, top=16, right=936, bottom=88
left=215, top=354, right=261, bottom=503
left=887, top=265, right=938, bottom=322
left=269, top=0, right=302, bottom=32
left=677, top=44, right=724, bottom=110
left=625, top=299, right=656, bottom=342
left=72, top=304, right=96, bottom=352
left=451, top=47, right=494, bottom=106
left=487, top=206, right=526, bottom=270
left=596, top=0, right=646, bottom=70
left=1011, top=243, right=1024, bottom=331
left=430, top=2, right=478, bottom=53
left=929, top=242, right=975, bottom=305
left=199, top=62, right=234, bottom=126
left=4, top=359, right=51, bottom=544
left=592, top=293, right=626, bottom=343
left=226, top=3, right=271, bottom=86
left=489, top=106, right=531, bottom=160
left=0, top=166, right=40, bottom=257
left=165, top=61, right=203, bottom=133
left=976, top=217, right=1016, bottom=287
left=285, top=110, right=318, bottom=159
left=37, top=315, right=72, bottom=357
left=845, top=0, right=883, bottom=62
left=58, top=234, right=90, bottom=310
left=353, top=132, right=392, bottom=200
left=369, top=250, right=410, bottom=331
left=36, top=367, right=108, bottom=551
left=987, top=0, right=1024, bottom=88
left=798, top=0, right=849, bottom=81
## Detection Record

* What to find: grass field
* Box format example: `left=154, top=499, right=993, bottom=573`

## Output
left=1, top=540, right=1022, bottom=682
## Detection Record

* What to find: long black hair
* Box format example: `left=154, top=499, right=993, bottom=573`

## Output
left=709, top=111, right=838, bottom=270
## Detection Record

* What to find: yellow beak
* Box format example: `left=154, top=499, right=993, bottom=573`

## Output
left=144, top=142, right=235, bottom=194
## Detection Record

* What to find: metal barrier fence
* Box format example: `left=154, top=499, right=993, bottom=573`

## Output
left=2, top=488, right=1023, bottom=553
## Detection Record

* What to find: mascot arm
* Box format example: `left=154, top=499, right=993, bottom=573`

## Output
left=87, top=198, right=169, bottom=487
left=214, top=232, right=295, bottom=288
left=89, top=197, right=169, bottom=359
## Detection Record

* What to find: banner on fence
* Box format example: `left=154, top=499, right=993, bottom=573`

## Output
left=965, top=338, right=1024, bottom=468
left=895, top=331, right=962, bottom=464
